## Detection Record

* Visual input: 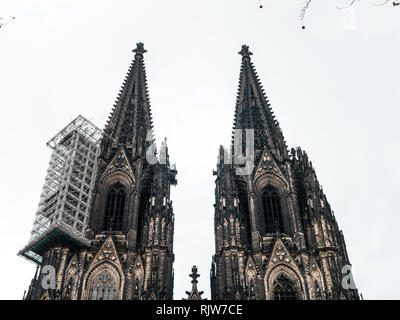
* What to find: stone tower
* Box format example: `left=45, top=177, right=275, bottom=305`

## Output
left=22, top=43, right=177, bottom=300
left=210, top=45, right=359, bottom=300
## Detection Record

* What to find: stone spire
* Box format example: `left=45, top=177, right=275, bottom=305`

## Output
left=211, top=45, right=359, bottom=301
left=21, top=43, right=177, bottom=301
left=184, top=266, right=205, bottom=300
left=233, top=44, right=288, bottom=162
left=103, top=42, right=154, bottom=161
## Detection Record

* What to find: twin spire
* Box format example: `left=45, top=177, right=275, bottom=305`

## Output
left=105, top=43, right=287, bottom=163
left=234, top=45, right=288, bottom=162
left=105, top=42, right=153, bottom=160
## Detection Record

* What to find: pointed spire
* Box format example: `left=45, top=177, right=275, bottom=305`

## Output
left=232, top=45, right=288, bottom=162
left=104, top=42, right=153, bottom=160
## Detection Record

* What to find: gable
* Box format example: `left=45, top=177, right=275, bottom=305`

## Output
left=269, top=238, right=294, bottom=265
left=254, top=150, right=288, bottom=187
left=91, top=236, right=122, bottom=266
left=101, top=147, right=135, bottom=183
left=245, top=255, right=259, bottom=280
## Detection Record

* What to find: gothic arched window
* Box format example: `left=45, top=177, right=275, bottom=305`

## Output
left=262, top=186, right=284, bottom=234
left=103, top=184, right=126, bottom=231
left=273, top=274, right=297, bottom=300
left=90, top=270, right=117, bottom=300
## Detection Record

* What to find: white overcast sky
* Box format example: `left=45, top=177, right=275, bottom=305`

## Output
left=0, top=0, right=399, bottom=300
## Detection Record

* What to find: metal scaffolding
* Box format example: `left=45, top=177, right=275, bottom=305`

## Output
left=19, top=115, right=105, bottom=264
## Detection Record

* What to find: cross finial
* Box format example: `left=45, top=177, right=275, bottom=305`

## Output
left=190, top=265, right=199, bottom=284
left=238, top=45, right=253, bottom=58
left=133, top=42, right=147, bottom=56
left=184, top=265, right=205, bottom=300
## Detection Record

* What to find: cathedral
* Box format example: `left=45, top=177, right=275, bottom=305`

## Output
left=210, top=45, right=359, bottom=300
left=19, top=43, right=358, bottom=300
left=21, top=43, right=177, bottom=300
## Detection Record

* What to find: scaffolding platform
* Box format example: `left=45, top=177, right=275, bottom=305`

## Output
left=19, top=115, right=106, bottom=264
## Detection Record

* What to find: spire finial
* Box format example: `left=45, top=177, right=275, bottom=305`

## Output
left=133, top=42, right=147, bottom=56
left=238, top=45, right=253, bottom=58
left=184, top=265, right=205, bottom=300
left=190, top=265, right=199, bottom=284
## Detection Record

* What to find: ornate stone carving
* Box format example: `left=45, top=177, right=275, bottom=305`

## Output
left=93, top=236, right=120, bottom=264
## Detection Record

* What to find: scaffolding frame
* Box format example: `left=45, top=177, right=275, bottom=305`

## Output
left=19, top=115, right=107, bottom=264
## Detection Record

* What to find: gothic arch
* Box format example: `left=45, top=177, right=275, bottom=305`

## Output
left=261, top=186, right=284, bottom=234
left=131, top=268, right=144, bottom=299
left=254, top=175, right=292, bottom=235
left=244, top=257, right=258, bottom=286
left=62, top=255, right=79, bottom=300
left=95, top=175, right=133, bottom=233
left=103, top=183, right=126, bottom=231
left=253, top=165, right=289, bottom=195
left=271, top=273, right=298, bottom=300
left=101, top=167, right=135, bottom=186
left=100, top=173, right=133, bottom=195
left=264, top=264, right=306, bottom=300
left=127, top=257, right=145, bottom=300
left=99, top=148, right=136, bottom=186
left=81, top=262, right=124, bottom=300
left=309, top=262, right=325, bottom=299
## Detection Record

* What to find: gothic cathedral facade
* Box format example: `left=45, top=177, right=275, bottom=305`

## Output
left=210, top=45, right=359, bottom=300
left=24, top=43, right=177, bottom=300
left=22, top=43, right=358, bottom=300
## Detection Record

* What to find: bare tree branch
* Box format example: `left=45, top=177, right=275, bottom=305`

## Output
left=337, top=0, right=359, bottom=10
left=373, top=0, right=391, bottom=6
left=300, top=0, right=313, bottom=22
left=299, top=0, right=396, bottom=27
left=0, top=16, right=15, bottom=29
